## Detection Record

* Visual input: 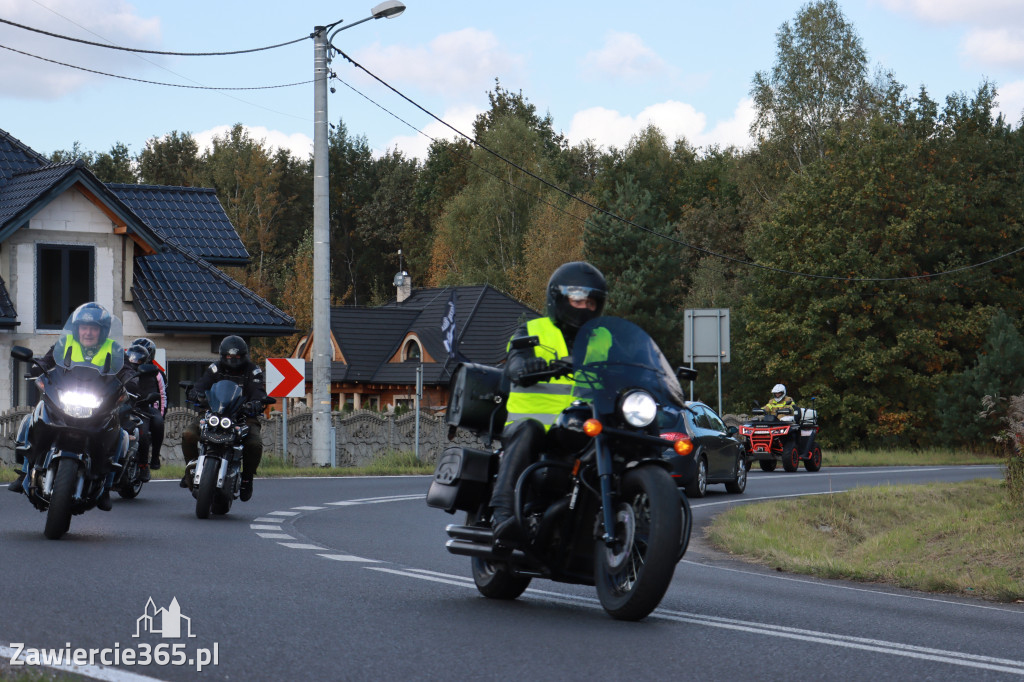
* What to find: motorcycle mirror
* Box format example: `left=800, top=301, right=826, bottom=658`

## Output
left=263, top=397, right=277, bottom=405
left=179, top=380, right=195, bottom=390
left=10, top=346, right=33, bottom=362
left=675, top=366, right=698, bottom=382
left=510, top=335, right=540, bottom=350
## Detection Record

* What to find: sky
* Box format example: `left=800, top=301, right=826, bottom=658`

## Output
left=2, top=0, right=1024, bottom=164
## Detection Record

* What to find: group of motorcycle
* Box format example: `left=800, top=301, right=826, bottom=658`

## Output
left=7, top=309, right=267, bottom=540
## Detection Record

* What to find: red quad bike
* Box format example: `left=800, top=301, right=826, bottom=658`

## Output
left=739, top=398, right=822, bottom=472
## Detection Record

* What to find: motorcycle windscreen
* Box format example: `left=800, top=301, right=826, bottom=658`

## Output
left=570, top=316, right=686, bottom=416
left=54, top=310, right=125, bottom=374
left=207, top=380, right=245, bottom=415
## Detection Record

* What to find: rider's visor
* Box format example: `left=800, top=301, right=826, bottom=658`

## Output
left=559, top=285, right=604, bottom=304
left=773, top=391, right=784, bottom=399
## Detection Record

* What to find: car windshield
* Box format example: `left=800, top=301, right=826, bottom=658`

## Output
left=52, top=309, right=124, bottom=375
left=570, top=316, right=685, bottom=417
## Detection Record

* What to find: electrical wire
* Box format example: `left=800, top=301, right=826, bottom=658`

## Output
left=0, top=17, right=306, bottom=55
left=0, top=43, right=312, bottom=90
left=333, top=49, right=1024, bottom=284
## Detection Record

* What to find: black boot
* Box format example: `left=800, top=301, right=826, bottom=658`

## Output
left=240, top=475, right=254, bottom=502
left=149, top=453, right=161, bottom=470
left=489, top=422, right=543, bottom=543
left=96, top=490, right=112, bottom=512
left=7, top=471, right=26, bottom=493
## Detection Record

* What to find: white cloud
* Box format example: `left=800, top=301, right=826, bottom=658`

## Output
left=875, top=0, right=1024, bottom=25
left=962, top=28, right=1024, bottom=68
left=194, top=125, right=313, bottom=161
left=581, top=32, right=668, bottom=81
left=565, top=98, right=754, bottom=152
left=996, top=80, right=1024, bottom=125
left=352, top=28, right=524, bottom=97
left=0, top=0, right=161, bottom=98
left=385, top=105, right=482, bottom=161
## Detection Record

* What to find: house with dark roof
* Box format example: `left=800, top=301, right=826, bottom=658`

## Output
left=0, top=127, right=295, bottom=410
left=291, top=276, right=539, bottom=411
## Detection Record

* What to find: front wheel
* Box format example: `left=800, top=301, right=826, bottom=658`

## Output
left=804, top=446, right=822, bottom=472
left=758, top=459, right=777, bottom=472
left=782, top=445, right=800, bottom=472
left=44, top=459, right=77, bottom=540
left=195, top=458, right=218, bottom=519
left=467, top=508, right=531, bottom=599
left=116, top=453, right=143, bottom=499
left=595, top=466, right=681, bottom=621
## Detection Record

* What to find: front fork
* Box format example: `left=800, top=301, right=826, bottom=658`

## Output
left=593, top=434, right=617, bottom=547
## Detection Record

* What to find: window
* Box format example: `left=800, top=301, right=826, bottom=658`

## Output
left=37, top=245, right=94, bottom=329
left=403, top=339, right=421, bottom=362
left=167, top=361, right=208, bottom=408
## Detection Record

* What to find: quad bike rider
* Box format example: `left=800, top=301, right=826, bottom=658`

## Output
left=739, top=384, right=822, bottom=472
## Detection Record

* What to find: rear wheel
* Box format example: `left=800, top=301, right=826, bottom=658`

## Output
left=595, top=466, right=681, bottom=621
left=725, top=453, right=747, bottom=494
left=195, top=459, right=218, bottom=519
left=467, top=508, right=531, bottom=599
left=782, top=445, right=800, bottom=472
left=684, top=456, right=708, bottom=498
left=758, top=459, right=777, bottom=472
left=44, top=459, right=77, bottom=540
left=804, top=446, right=822, bottom=472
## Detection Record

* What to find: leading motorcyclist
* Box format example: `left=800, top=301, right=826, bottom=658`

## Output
left=490, top=261, right=607, bottom=542
left=179, top=335, right=267, bottom=501
left=7, top=302, right=128, bottom=511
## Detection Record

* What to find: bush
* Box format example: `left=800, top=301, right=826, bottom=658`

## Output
left=988, top=393, right=1024, bottom=510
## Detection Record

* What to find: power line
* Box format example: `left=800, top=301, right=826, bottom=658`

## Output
left=333, top=49, right=1024, bottom=284
left=0, top=43, right=312, bottom=90
left=0, top=16, right=306, bottom=55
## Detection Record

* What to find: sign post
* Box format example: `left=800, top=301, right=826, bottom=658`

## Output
left=266, top=359, right=306, bottom=465
left=683, top=309, right=730, bottom=415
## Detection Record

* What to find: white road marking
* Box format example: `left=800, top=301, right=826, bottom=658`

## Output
left=277, top=543, right=323, bottom=550
left=266, top=511, right=300, bottom=516
left=249, top=525, right=283, bottom=531
left=318, top=554, right=382, bottom=563
left=371, top=567, right=1024, bottom=676
left=255, top=533, right=294, bottom=539
left=325, top=494, right=424, bottom=506
left=290, top=506, right=326, bottom=510
left=252, top=517, right=283, bottom=523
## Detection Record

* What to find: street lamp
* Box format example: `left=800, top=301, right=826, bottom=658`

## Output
left=311, top=1, right=406, bottom=466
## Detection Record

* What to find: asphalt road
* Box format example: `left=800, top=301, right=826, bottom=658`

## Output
left=1, top=465, right=1021, bottom=681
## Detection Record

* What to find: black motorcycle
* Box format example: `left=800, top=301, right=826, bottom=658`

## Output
left=429, top=316, right=687, bottom=621
left=9, top=318, right=139, bottom=539
left=114, top=387, right=160, bottom=499
left=180, top=380, right=272, bottom=519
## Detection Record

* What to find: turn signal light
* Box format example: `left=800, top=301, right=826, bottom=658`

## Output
left=583, top=419, right=603, bottom=436
left=673, top=437, right=694, bottom=456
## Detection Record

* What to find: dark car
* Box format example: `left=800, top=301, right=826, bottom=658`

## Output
left=659, top=401, right=747, bottom=498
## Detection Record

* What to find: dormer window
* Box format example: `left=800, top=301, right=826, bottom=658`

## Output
left=403, top=338, right=421, bottom=362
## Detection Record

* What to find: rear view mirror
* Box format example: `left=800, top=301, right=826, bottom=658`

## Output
left=510, top=335, right=540, bottom=351
left=675, top=366, right=698, bottom=382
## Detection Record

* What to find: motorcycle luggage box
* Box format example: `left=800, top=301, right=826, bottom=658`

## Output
left=445, top=363, right=509, bottom=436
left=426, top=446, right=497, bottom=514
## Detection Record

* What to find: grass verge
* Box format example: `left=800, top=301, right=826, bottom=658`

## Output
left=822, top=448, right=1003, bottom=467
left=707, top=478, right=1024, bottom=602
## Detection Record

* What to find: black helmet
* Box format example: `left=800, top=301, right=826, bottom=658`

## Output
left=219, top=335, right=248, bottom=370
left=132, top=337, right=157, bottom=363
left=546, top=261, right=607, bottom=332
left=125, top=343, right=149, bottom=366
left=70, top=302, right=112, bottom=344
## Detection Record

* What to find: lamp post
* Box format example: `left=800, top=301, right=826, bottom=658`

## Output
left=311, top=1, right=406, bottom=466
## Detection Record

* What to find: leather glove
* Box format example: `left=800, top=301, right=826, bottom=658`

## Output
left=186, top=389, right=199, bottom=403
left=517, top=356, right=548, bottom=380
left=246, top=400, right=264, bottom=415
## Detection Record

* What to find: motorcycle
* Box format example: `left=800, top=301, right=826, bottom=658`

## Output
left=9, top=312, right=142, bottom=539
left=114, top=387, right=160, bottom=499
left=738, top=397, right=821, bottom=472
left=180, top=379, right=273, bottom=519
left=429, top=316, right=690, bottom=621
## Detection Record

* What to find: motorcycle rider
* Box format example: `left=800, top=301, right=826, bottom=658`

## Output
left=763, top=383, right=796, bottom=416
left=129, top=337, right=167, bottom=471
left=8, top=302, right=126, bottom=511
left=490, top=261, right=607, bottom=542
left=179, top=335, right=267, bottom=501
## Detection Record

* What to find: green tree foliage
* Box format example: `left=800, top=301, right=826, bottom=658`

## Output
left=49, top=141, right=138, bottom=183
left=326, top=121, right=376, bottom=305
left=939, top=311, right=1024, bottom=445
left=138, top=131, right=200, bottom=186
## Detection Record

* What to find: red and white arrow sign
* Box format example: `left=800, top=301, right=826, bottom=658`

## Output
left=266, top=358, right=306, bottom=398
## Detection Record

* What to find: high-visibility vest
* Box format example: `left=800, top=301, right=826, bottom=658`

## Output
left=65, top=335, right=115, bottom=368
left=504, top=317, right=576, bottom=431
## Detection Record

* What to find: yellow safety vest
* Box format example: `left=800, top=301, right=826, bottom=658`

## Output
left=504, top=317, right=576, bottom=431
left=65, top=335, right=115, bottom=368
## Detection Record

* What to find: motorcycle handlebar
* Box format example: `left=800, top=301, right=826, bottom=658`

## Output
left=517, top=359, right=573, bottom=384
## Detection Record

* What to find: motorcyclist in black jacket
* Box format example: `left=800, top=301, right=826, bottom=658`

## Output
left=179, top=336, right=267, bottom=501
left=130, top=337, right=167, bottom=471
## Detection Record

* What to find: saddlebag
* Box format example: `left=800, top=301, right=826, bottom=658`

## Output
left=426, top=446, right=497, bottom=514
left=446, top=363, right=509, bottom=438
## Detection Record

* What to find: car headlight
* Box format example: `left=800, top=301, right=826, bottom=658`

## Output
left=621, top=390, right=657, bottom=427
left=59, top=390, right=101, bottom=418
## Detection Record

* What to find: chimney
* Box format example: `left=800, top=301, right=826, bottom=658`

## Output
left=394, top=271, right=411, bottom=303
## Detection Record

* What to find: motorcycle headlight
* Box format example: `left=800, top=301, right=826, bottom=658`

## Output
left=59, top=390, right=101, bottom=418
left=620, top=390, right=657, bottom=427
left=220, top=417, right=232, bottom=429
left=208, top=415, right=220, bottom=427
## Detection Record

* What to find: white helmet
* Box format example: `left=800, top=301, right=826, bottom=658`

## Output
left=771, top=383, right=786, bottom=400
